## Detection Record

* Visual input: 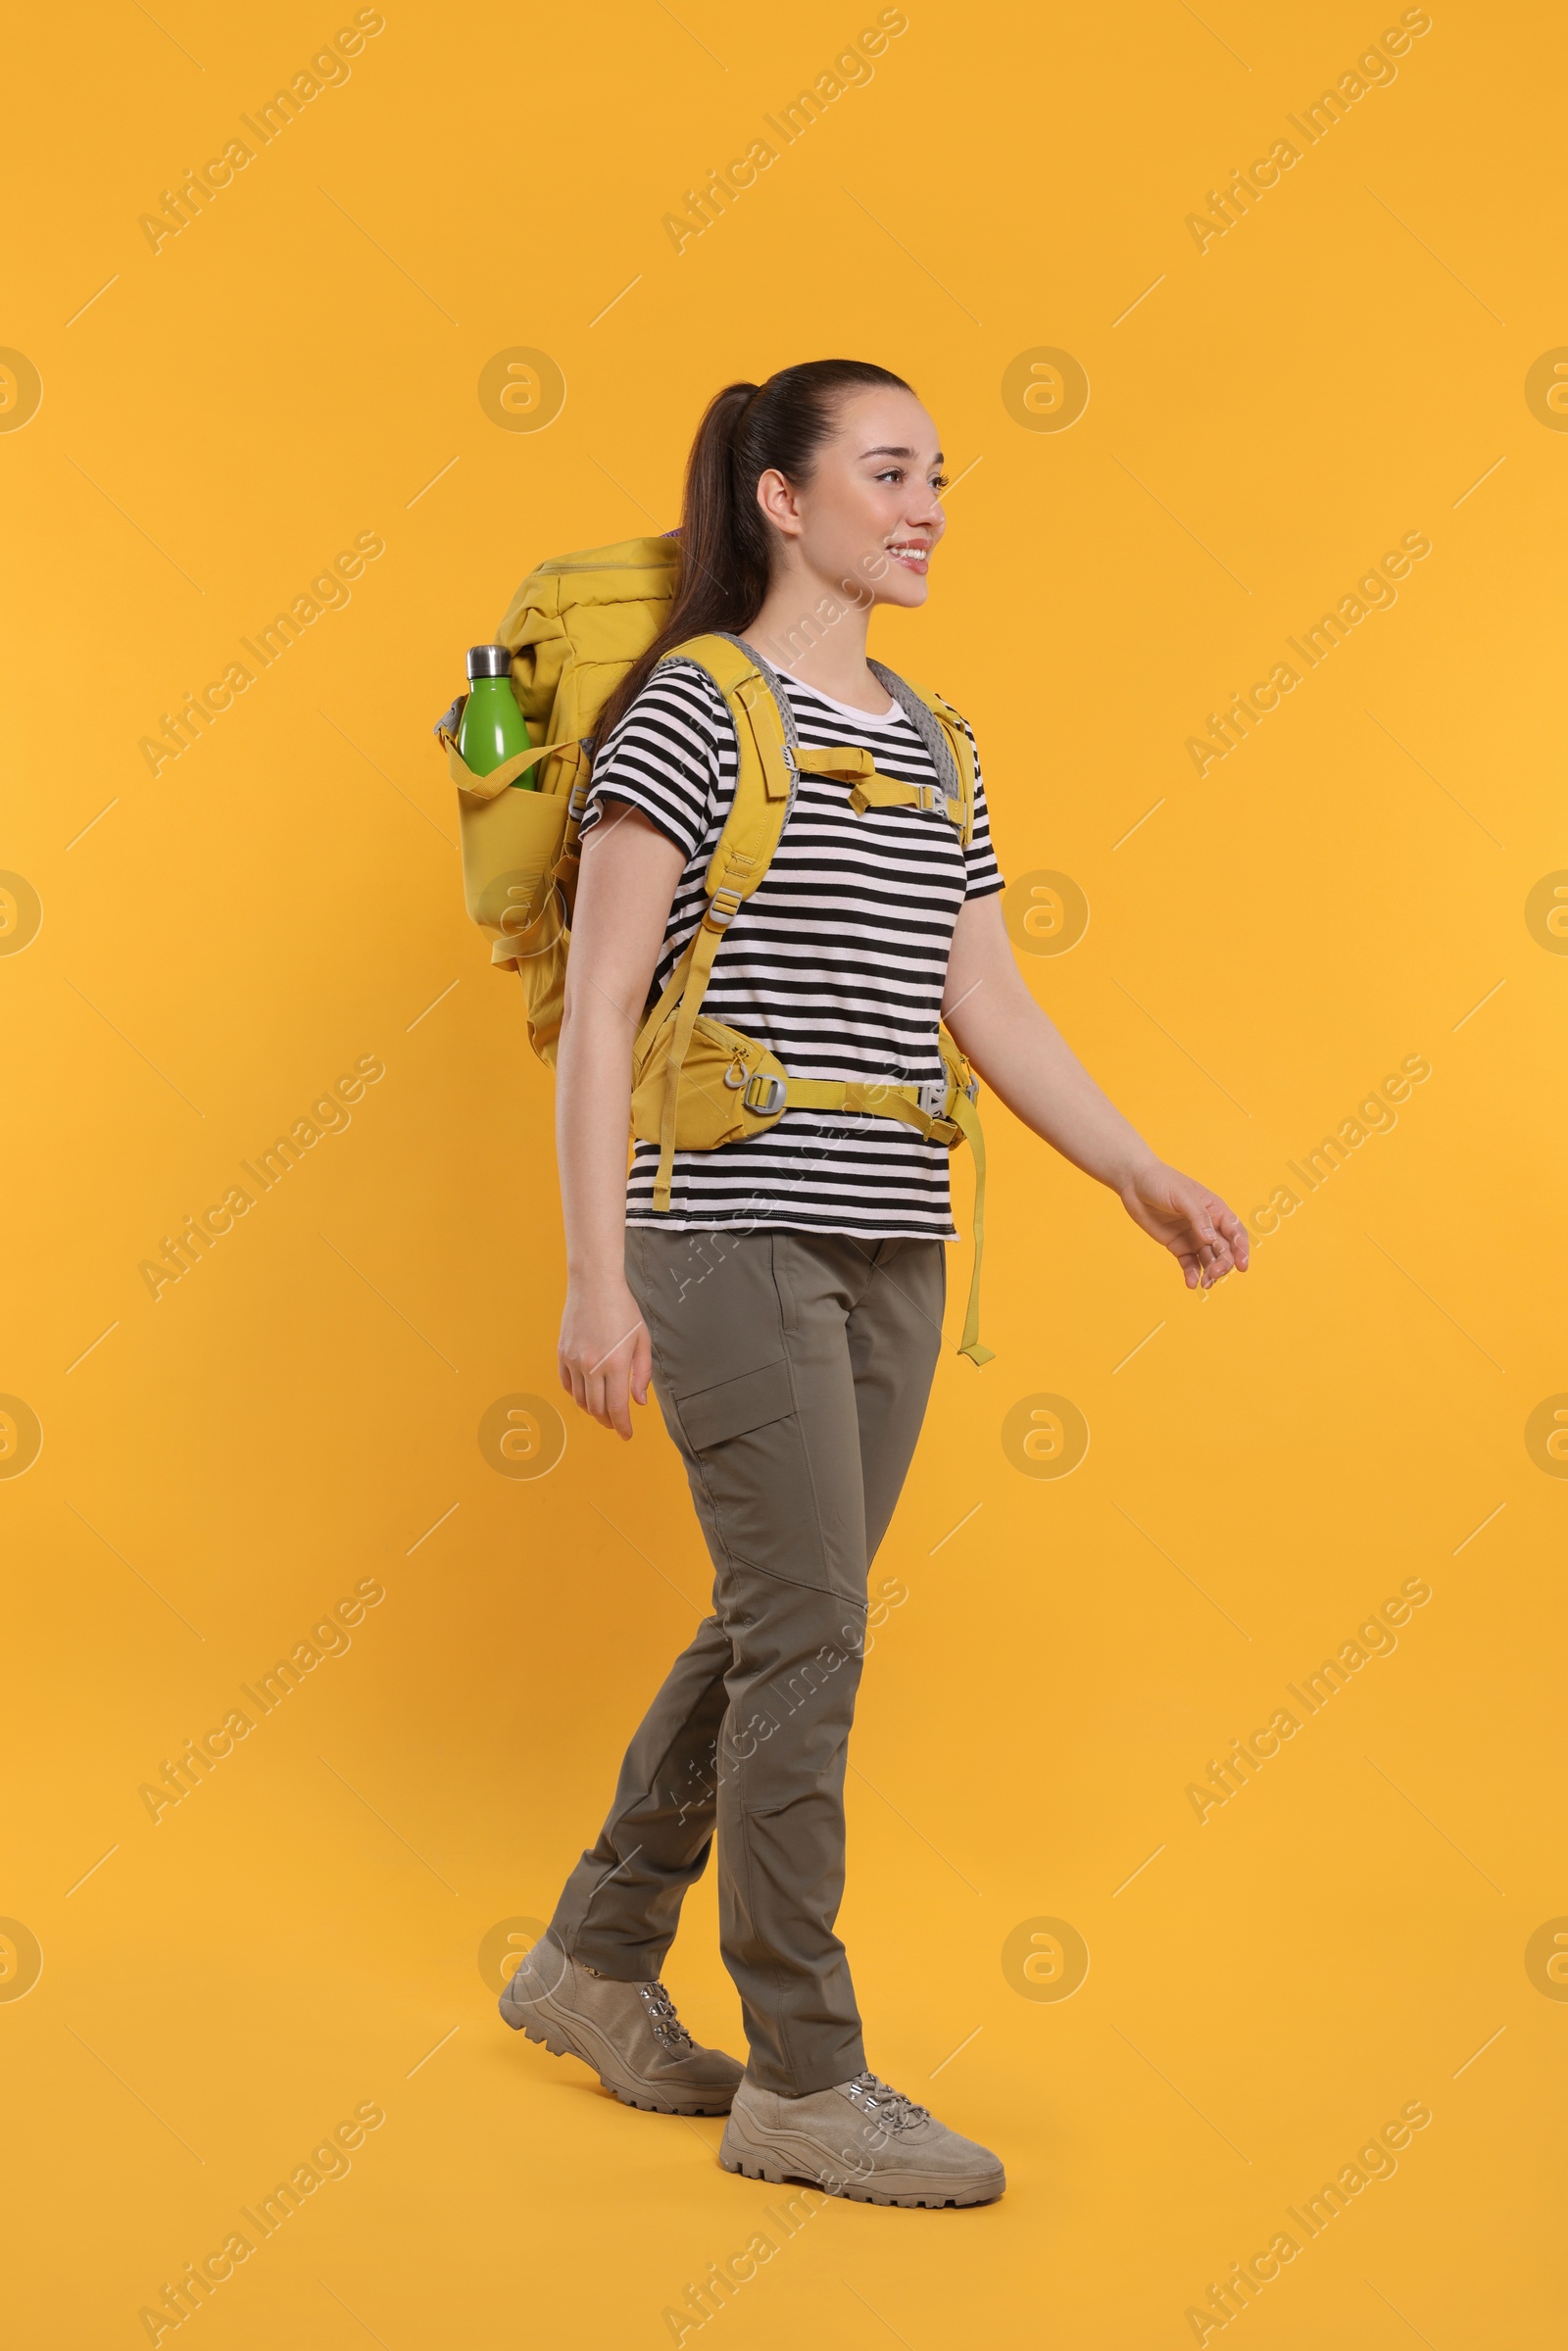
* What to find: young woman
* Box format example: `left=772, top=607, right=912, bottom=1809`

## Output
left=500, top=359, right=1250, bottom=2207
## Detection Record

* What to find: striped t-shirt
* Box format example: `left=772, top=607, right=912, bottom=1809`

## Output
left=580, top=660, right=1004, bottom=1239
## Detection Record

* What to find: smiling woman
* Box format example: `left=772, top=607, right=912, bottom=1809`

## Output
left=491, top=356, right=1251, bottom=2214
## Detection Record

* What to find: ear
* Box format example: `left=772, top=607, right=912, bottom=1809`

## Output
left=756, top=465, right=805, bottom=540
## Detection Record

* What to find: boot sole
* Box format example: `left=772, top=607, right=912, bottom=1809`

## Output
left=500, top=1979, right=736, bottom=2117
left=718, top=2118, right=1004, bottom=2208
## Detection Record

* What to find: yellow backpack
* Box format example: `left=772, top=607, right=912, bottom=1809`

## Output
left=435, top=534, right=993, bottom=1364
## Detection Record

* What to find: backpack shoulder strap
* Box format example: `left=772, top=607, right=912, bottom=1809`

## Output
left=630, top=630, right=796, bottom=1209
left=667, top=630, right=798, bottom=906
left=868, top=662, right=977, bottom=849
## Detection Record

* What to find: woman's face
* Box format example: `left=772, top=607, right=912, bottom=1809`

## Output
left=757, top=387, right=949, bottom=610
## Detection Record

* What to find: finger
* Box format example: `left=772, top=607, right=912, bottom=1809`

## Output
left=606, top=1368, right=633, bottom=1442
left=1212, top=1204, right=1251, bottom=1269
left=630, top=1325, right=653, bottom=1408
left=1189, top=1241, right=1225, bottom=1289
left=1189, top=1200, right=1222, bottom=1250
left=1197, top=1214, right=1237, bottom=1268
left=1193, top=1196, right=1250, bottom=1278
left=582, top=1368, right=612, bottom=1430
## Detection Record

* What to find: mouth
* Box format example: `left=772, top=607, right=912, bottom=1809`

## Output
left=885, top=541, right=931, bottom=575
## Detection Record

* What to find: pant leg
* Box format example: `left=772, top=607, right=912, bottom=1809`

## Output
left=548, top=1225, right=943, bottom=2089
left=636, top=1225, right=944, bottom=2092
left=547, top=1223, right=811, bottom=1980
left=849, top=1237, right=950, bottom=1562
left=548, top=1612, right=732, bottom=1980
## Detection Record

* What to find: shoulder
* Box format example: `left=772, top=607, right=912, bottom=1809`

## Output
left=584, top=658, right=738, bottom=854
left=612, top=658, right=735, bottom=750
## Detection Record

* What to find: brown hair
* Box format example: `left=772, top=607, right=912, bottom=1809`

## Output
left=594, top=358, right=912, bottom=749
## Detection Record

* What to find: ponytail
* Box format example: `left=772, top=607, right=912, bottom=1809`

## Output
left=593, top=358, right=911, bottom=750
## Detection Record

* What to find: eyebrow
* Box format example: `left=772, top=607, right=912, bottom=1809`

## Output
left=859, top=445, right=945, bottom=463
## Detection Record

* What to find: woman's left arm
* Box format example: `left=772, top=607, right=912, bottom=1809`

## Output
left=942, top=894, right=1250, bottom=1291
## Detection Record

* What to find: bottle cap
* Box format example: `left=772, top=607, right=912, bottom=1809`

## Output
left=466, top=644, right=514, bottom=679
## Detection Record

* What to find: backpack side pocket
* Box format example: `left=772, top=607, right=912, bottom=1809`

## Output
left=450, top=742, right=572, bottom=1063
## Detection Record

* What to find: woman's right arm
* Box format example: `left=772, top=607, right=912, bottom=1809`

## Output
left=555, top=801, right=686, bottom=1439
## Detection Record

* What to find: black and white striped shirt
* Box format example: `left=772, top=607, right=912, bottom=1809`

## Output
left=581, top=661, right=1004, bottom=1239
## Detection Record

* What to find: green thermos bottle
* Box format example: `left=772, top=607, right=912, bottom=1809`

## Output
left=458, top=645, right=533, bottom=783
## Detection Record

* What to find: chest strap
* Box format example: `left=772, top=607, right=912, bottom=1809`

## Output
left=791, top=745, right=962, bottom=826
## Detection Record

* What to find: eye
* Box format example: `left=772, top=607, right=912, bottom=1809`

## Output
left=930, top=472, right=950, bottom=491
left=874, top=465, right=905, bottom=483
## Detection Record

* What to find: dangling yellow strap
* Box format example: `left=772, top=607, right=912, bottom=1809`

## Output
left=651, top=906, right=731, bottom=1210
left=943, top=1087, right=992, bottom=1366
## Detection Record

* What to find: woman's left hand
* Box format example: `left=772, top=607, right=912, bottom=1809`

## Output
left=1118, top=1161, right=1251, bottom=1290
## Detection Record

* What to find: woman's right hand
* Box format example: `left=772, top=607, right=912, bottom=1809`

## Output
left=558, top=1274, right=653, bottom=1440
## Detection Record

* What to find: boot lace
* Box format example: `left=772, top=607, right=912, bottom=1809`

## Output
left=638, top=1981, right=695, bottom=2050
left=842, top=2072, right=929, bottom=2133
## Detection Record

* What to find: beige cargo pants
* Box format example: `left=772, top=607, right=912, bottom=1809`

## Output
left=549, top=1226, right=945, bottom=2096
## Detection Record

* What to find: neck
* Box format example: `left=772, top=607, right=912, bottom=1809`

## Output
left=744, top=560, right=885, bottom=710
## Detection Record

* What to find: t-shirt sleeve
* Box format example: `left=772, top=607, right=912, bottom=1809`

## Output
left=578, top=662, right=727, bottom=860
left=957, top=717, right=1004, bottom=900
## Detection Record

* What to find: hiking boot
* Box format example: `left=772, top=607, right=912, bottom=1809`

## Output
left=719, top=2071, right=1005, bottom=2206
left=500, top=1930, right=744, bottom=2116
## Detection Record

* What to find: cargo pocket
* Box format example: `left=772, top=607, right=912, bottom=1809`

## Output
left=671, top=1359, right=825, bottom=1590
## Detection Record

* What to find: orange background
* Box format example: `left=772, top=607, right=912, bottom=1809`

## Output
left=4, top=1, right=1564, bottom=2343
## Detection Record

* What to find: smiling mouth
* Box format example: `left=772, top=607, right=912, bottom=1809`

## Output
left=886, top=543, right=931, bottom=572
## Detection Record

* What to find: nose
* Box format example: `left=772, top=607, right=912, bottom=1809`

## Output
left=906, top=475, right=945, bottom=535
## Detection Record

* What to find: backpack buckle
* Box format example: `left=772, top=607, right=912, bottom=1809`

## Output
left=708, top=887, right=743, bottom=929
left=917, top=1077, right=948, bottom=1118
left=743, top=1072, right=788, bottom=1115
